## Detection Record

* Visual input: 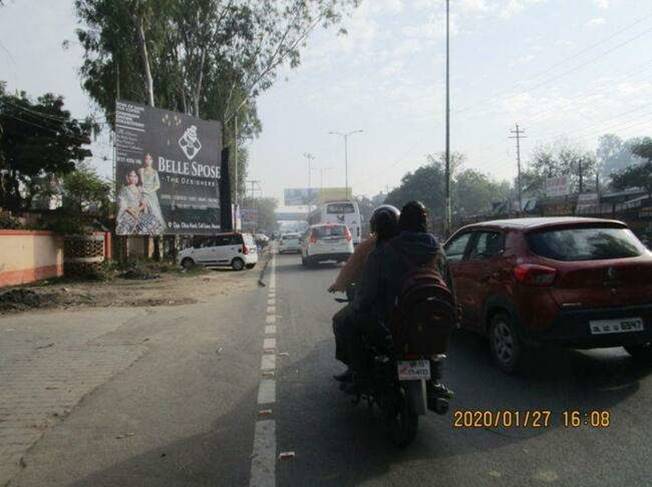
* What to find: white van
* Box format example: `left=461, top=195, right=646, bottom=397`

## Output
left=177, top=232, right=258, bottom=271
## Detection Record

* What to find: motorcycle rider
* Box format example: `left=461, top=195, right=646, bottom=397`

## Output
left=330, top=205, right=401, bottom=383
left=352, top=200, right=454, bottom=403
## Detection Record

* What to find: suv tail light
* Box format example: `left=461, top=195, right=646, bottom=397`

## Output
left=513, top=264, right=557, bottom=286
left=344, top=227, right=352, bottom=242
left=309, top=233, right=317, bottom=244
left=242, top=244, right=248, bottom=255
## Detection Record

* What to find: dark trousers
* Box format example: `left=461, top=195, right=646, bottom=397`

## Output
left=332, top=304, right=355, bottom=366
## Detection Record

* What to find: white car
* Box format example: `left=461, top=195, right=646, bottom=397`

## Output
left=278, top=233, right=302, bottom=254
left=301, top=224, right=354, bottom=266
left=177, top=232, right=258, bottom=271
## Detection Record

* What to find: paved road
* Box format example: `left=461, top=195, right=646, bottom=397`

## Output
left=271, top=253, right=652, bottom=487
left=3, top=251, right=652, bottom=486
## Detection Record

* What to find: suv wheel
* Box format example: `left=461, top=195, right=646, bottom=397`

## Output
left=625, top=343, right=652, bottom=362
left=231, top=258, right=245, bottom=271
left=181, top=258, right=195, bottom=270
left=489, top=312, right=523, bottom=374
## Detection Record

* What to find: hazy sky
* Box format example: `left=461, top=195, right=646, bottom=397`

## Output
left=1, top=0, right=652, bottom=205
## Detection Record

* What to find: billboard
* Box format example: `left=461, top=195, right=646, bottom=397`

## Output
left=114, top=100, right=222, bottom=235
left=545, top=176, right=570, bottom=198
left=284, top=187, right=352, bottom=206
left=284, top=188, right=320, bottom=206
left=241, top=208, right=258, bottom=223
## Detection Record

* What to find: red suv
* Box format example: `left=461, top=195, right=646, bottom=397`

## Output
left=444, top=217, right=652, bottom=373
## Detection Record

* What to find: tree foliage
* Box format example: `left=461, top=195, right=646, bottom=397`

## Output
left=612, top=140, right=652, bottom=197
left=61, top=162, right=112, bottom=215
left=526, top=140, right=596, bottom=195
left=241, top=196, right=278, bottom=232
left=385, top=152, right=509, bottom=219
left=596, top=133, right=647, bottom=180
left=74, top=0, right=359, bottom=199
left=0, top=83, right=96, bottom=211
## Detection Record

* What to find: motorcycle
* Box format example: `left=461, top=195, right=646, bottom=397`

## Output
left=335, top=285, right=451, bottom=447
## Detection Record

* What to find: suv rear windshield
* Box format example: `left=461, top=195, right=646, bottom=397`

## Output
left=282, top=234, right=299, bottom=240
left=327, top=203, right=355, bottom=214
left=313, top=225, right=346, bottom=238
left=526, top=226, right=645, bottom=261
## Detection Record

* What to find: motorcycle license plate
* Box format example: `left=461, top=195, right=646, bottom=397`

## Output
left=397, top=360, right=431, bottom=381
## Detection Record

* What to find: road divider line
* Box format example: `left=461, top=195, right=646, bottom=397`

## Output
left=257, top=379, right=276, bottom=405
left=261, top=354, right=276, bottom=371
left=264, top=325, right=276, bottom=335
left=263, top=337, right=276, bottom=350
left=266, top=306, right=276, bottom=314
left=249, top=419, right=276, bottom=487
left=265, top=315, right=276, bottom=324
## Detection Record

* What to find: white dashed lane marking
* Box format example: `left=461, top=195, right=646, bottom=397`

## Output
left=261, top=354, right=276, bottom=371
left=250, top=254, right=278, bottom=487
left=250, top=420, right=276, bottom=487
left=257, top=379, right=276, bottom=405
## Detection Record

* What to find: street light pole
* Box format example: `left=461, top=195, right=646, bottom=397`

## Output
left=444, top=0, right=452, bottom=237
left=329, top=130, right=363, bottom=200
left=303, top=152, right=316, bottom=214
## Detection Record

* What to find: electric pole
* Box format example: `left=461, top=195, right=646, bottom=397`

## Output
left=444, top=0, right=452, bottom=237
left=509, top=123, right=527, bottom=215
left=578, top=157, right=584, bottom=194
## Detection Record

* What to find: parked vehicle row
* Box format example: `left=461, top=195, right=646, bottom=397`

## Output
left=444, top=217, right=652, bottom=372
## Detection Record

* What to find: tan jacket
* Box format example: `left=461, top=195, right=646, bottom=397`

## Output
left=329, top=236, right=377, bottom=292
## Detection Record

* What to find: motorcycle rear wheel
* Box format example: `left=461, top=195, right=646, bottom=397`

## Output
left=385, top=387, right=418, bottom=447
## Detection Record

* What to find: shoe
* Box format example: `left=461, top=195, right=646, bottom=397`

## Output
left=430, top=383, right=454, bottom=400
left=333, top=368, right=353, bottom=383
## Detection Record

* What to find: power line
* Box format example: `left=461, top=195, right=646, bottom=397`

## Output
left=456, top=21, right=652, bottom=119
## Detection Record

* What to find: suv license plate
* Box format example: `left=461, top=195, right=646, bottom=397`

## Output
left=589, top=317, right=644, bottom=335
left=397, top=360, right=431, bottom=381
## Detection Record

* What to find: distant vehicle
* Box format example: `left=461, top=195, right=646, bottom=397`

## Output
left=278, top=233, right=302, bottom=254
left=444, top=217, right=652, bottom=373
left=177, top=232, right=258, bottom=271
left=308, top=201, right=362, bottom=244
left=300, top=223, right=354, bottom=266
left=255, top=233, right=270, bottom=248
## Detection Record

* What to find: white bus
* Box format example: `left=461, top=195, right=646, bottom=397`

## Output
left=308, top=200, right=362, bottom=244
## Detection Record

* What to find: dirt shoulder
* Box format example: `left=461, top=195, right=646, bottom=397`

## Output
left=0, top=255, right=269, bottom=315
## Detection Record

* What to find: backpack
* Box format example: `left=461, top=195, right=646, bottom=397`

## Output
left=389, top=242, right=456, bottom=356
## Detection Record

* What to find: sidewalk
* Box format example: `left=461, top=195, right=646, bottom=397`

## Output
left=0, top=308, right=148, bottom=486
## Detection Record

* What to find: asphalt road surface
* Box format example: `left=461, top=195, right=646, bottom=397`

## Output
left=6, top=251, right=652, bottom=486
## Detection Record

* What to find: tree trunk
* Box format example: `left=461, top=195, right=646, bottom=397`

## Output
left=193, top=49, right=206, bottom=117
left=135, top=13, right=155, bottom=107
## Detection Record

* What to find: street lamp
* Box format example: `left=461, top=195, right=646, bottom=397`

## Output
left=329, top=130, right=363, bottom=200
left=303, top=152, right=316, bottom=213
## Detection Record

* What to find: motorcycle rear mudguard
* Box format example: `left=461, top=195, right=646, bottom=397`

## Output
left=404, top=379, right=428, bottom=415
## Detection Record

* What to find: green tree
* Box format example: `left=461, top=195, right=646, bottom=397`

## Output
left=596, top=134, right=648, bottom=181
left=74, top=0, right=359, bottom=200
left=0, top=84, right=96, bottom=211
left=61, top=162, right=112, bottom=215
left=454, top=169, right=510, bottom=216
left=529, top=140, right=596, bottom=194
left=612, top=140, right=652, bottom=197
left=241, top=196, right=278, bottom=233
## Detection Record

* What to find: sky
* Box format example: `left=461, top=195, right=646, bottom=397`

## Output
left=1, top=0, right=652, bottom=206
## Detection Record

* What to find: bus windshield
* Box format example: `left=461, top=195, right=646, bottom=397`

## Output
left=327, top=203, right=355, bottom=214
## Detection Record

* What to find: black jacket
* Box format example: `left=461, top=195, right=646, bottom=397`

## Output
left=353, top=231, right=450, bottom=323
